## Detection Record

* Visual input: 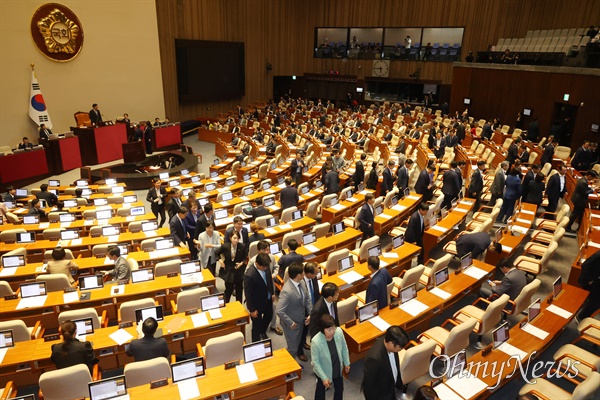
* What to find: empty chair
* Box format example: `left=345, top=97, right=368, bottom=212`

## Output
left=200, top=331, right=245, bottom=368
left=518, top=371, right=599, bottom=400
left=320, top=248, right=350, bottom=275
left=58, top=307, right=108, bottom=329
left=320, top=194, right=338, bottom=210
left=337, top=296, right=359, bottom=325
left=0, top=280, right=15, bottom=297
left=170, top=287, right=210, bottom=314
left=39, top=364, right=95, bottom=400
left=124, top=358, right=171, bottom=388
left=128, top=220, right=149, bottom=233
left=0, top=228, right=26, bottom=243
left=140, top=238, right=158, bottom=252
left=116, top=207, right=131, bottom=217
left=107, top=195, right=124, bottom=204
left=514, top=241, right=557, bottom=275
left=4, top=247, right=27, bottom=258
left=419, top=254, right=453, bottom=286
left=119, top=298, right=156, bottom=323
left=502, top=278, right=541, bottom=318
left=155, top=259, right=182, bottom=277
left=233, top=202, right=250, bottom=215
left=524, top=229, right=565, bottom=257
left=398, top=341, right=437, bottom=396
left=552, top=343, right=600, bottom=381
left=452, top=294, right=510, bottom=348
left=392, top=265, right=425, bottom=296
left=311, top=222, right=330, bottom=238
left=255, top=214, right=274, bottom=228
left=92, top=243, right=117, bottom=257
left=36, top=274, right=72, bottom=292
left=280, top=206, right=298, bottom=223
left=350, top=235, right=379, bottom=262
left=573, top=317, right=600, bottom=347
left=2, top=319, right=44, bottom=342
left=417, top=318, right=477, bottom=357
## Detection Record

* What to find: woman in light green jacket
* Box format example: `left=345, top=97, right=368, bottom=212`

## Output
left=310, top=314, right=351, bottom=400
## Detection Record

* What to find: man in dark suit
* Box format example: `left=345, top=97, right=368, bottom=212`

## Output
left=540, top=136, right=555, bottom=165
left=324, top=165, right=340, bottom=195
left=577, top=249, right=600, bottom=320
left=365, top=256, right=393, bottom=309
left=468, top=161, right=486, bottom=212
left=276, top=239, right=303, bottom=280
left=244, top=253, right=276, bottom=342
left=308, top=282, right=339, bottom=338
left=357, top=193, right=375, bottom=243
left=224, top=216, right=250, bottom=245
left=39, top=124, right=53, bottom=140
left=290, top=152, right=305, bottom=186
left=146, top=180, right=167, bottom=227
left=506, top=138, right=520, bottom=167
left=481, top=122, right=493, bottom=141
left=36, top=184, right=58, bottom=207
left=571, top=141, right=591, bottom=171
left=526, top=117, right=540, bottom=142
left=480, top=260, right=527, bottom=300
left=441, top=163, right=460, bottom=211
left=445, top=131, right=459, bottom=148
left=395, top=159, right=411, bottom=192
left=89, top=103, right=102, bottom=125
left=456, top=231, right=502, bottom=260
left=405, top=203, right=429, bottom=263
left=193, top=203, right=213, bottom=239
left=521, top=164, right=540, bottom=202
left=126, top=317, right=170, bottom=361
left=518, top=144, right=530, bottom=164
left=169, top=207, right=189, bottom=247
left=430, top=132, right=446, bottom=159
left=415, top=165, right=435, bottom=203
left=567, top=170, right=597, bottom=232
left=361, top=326, right=409, bottom=400
left=27, top=198, right=47, bottom=219
left=353, top=153, right=366, bottom=187
left=489, top=161, right=509, bottom=206
left=167, top=188, right=183, bottom=220
left=244, top=198, right=270, bottom=220
left=280, top=177, right=299, bottom=211
left=545, top=164, right=567, bottom=214
left=381, top=160, right=395, bottom=196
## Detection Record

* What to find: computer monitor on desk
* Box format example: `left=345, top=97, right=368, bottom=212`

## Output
left=88, top=376, right=127, bottom=400
left=0, top=329, right=15, bottom=349
left=19, top=282, right=47, bottom=298
left=134, top=305, right=164, bottom=324
left=78, top=275, right=104, bottom=290
left=171, top=357, right=205, bottom=383
left=200, top=293, right=226, bottom=311
left=131, top=268, right=154, bottom=284
left=73, top=317, right=95, bottom=338
left=527, top=298, right=541, bottom=324
left=2, top=255, right=25, bottom=268
left=337, top=256, right=354, bottom=273
left=332, top=222, right=344, bottom=235
left=400, top=283, right=417, bottom=304
left=243, top=338, right=273, bottom=363
left=492, top=322, right=510, bottom=348
left=552, top=276, right=563, bottom=299
left=358, top=301, right=378, bottom=322
left=460, top=252, right=472, bottom=270
left=392, top=234, right=404, bottom=249
left=367, top=244, right=381, bottom=257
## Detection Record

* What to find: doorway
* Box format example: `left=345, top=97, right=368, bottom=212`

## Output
left=551, top=102, right=578, bottom=147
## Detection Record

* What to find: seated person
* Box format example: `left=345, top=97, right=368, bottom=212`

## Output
left=27, top=198, right=47, bottom=219
left=51, top=320, right=98, bottom=372
left=48, top=247, right=78, bottom=286
left=126, top=317, right=170, bottom=361
left=103, top=246, right=131, bottom=282
left=248, top=222, right=265, bottom=244
left=37, top=183, right=58, bottom=207
left=244, top=198, right=270, bottom=219
left=479, top=260, right=527, bottom=300
left=18, top=137, right=33, bottom=150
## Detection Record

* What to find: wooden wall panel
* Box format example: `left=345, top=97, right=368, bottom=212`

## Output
left=156, top=0, right=600, bottom=122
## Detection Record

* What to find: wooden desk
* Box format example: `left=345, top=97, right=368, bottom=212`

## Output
left=296, top=228, right=363, bottom=264
left=342, top=260, right=495, bottom=362
left=321, top=190, right=372, bottom=224
left=73, top=125, right=128, bottom=165
left=0, top=148, right=49, bottom=184
left=258, top=217, right=316, bottom=242
left=422, top=199, right=476, bottom=261
left=374, top=193, right=422, bottom=236
left=568, top=209, right=600, bottom=286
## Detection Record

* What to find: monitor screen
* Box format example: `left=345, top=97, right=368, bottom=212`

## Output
left=102, top=226, right=120, bottom=237
left=332, top=222, right=344, bottom=235
left=60, top=230, right=79, bottom=240
left=269, top=242, right=281, bottom=255
left=88, top=376, right=127, bottom=400
left=96, top=210, right=112, bottom=220
left=434, top=267, right=450, bottom=287
left=210, top=171, right=218, bottom=179
left=346, top=189, right=354, bottom=199
left=374, top=205, right=383, bottom=216
left=337, top=256, right=354, bottom=272
left=78, top=275, right=104, bottom=290
left=131, top=268, right=155, bottom=284
left=180, top=169, right=189, bottom=175
left=134, top=305, right=164, bottom=324
left=16, top=232, right=36, bottom=243
left=16, top=188, right=28, bottom=196
left=460, top=252, right=472, bottom=270
left=553, top=276, right=562, bottom=299
left=221, top=192, right=233, bottom=201
left=191, top=175, right=201, bottom=183
left=263, top=197, right=275, bottom=207
left=159, top=172, right=169, bottom=180
left=1, top=255, right=25, bottom=268
left=392, top=235, right=404, bottom=249
left=168, top=179, right=180, bottom=188
left=266, top=217, right=277, bottom=227
left=171, top=357, right=205, bottom=383
left=94, top=198, right=108, bottom=206
left=180, top=261, right=201, bottom=275
left=527, top=298, right=541, bottom=324
left=142, top=221, right=158, bottom=232
left=291, top=210, right=302, bottom=221
left=76, top=180, right=88, bottom=187
left=243, top=173, right=251, bottom=181
left=213, top=158, right=220, bottom=165
left=213, top=208, right=228, bottom=220
left=329, top=197, right=338, bottom=207
left=198, top=197, right=209, bottom=206
left=301, top=186, right=309, bottom=195
left=129, top=206, right=145, bottom=216
left=0, top=330, right=14, bottom=349
left=492, top=322, right=510, bottom=348
left=123, top=195, right=137, bottom=204
left=243, top=187, right=254, bottom=196
left=356, top=87, right=364, bottom=93
left=116, top=244, right=128, bottom=255
left=111, top=186, right=125, bottom=194
left=315, top=180, right=322, bottom=188
left=38, top=199, right=48, bottom=208
left=63, top=199, right=78, bottom=208
left=303, top=232, right=316, bottom=245
left=49, top=189, right=58, bottom=196
left=3, top=201, right=14, bottom=209
left=243, top=338, right=273, bottom=363
left=205, top=182, right=217, bottom=191
left=182, top=189, right=192, bottom=198
left=225, top=177, right=236, bottom=187
left=358, top=301, right=378, bottom=322
left=73, top=317, right=94, bottom=337
left=495, top=227, right=503, bottom=242
left=400, top=283, right=417, bottom=304
left=390, top=196, right=398, bottom=206
left=19, top=282, right=47, bottom=298
left=48, top=179, right=60, bottom=187
left=440, top=207, right=448, bottom=219
left=59, top=213, right=75, bottom=223
left=428, top=216, right=437, bottom=228
left=463, top=98, right=471, bottom=105
left=156, top=238, right=174, bottom=250
left=523, top=108, right=532, bottom=116
left=277, top=176, right=285, bottom=185
left=358, top=183, right=366, bottom=192
left=262, top=181, right=271, bottom=190
left=200, top=293, right=226, bottom=311
left=23, top=215, right=39, bottom=225
left=105, top=178, right=117, bottom=186
left=447, top=351, right=466, bottom=379
left=404, top=188, right=411, bottom=198
left=367, top=244, right=381, bottom=257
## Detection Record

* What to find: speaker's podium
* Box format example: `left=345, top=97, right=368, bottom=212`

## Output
left=72, top=111, right=129, bottom=166
left=122, top=141, right=146, bottom=164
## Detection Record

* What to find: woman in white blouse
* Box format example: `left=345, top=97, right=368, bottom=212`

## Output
left=195, top=221, right=220, bottom=276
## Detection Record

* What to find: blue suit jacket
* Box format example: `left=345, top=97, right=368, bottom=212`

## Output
left=366, top=268, right=392, bottom=309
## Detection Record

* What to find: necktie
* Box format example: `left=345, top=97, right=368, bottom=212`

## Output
left=308, top=279, right=315, bottom=305
left=297, top=282, right=304, bottom=302
left=329, top=302, right=335, bottom=319
left=237, top=230, right=243, bottom=243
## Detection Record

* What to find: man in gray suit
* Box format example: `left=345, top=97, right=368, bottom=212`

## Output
left=489, top=161, right=509, bottom=206
left=479, top=260, right=527, bottom=300
left=276, top=263, right=312, bottom=361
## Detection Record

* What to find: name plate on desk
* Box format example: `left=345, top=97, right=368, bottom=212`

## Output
left=224, top=360, right=240, bottom=370
left=44, top=334, right=60, bottom=342
left=4, top=294, right=18, bottom=300
left=185, top=308, right=199, bottom=315
left=167, top=272, right=179, bottom=278
left=345, top=319, right=357, bottom=328
left=150, top=378, right=169, bottom=389
left=119, top=321, right=133, bottom=329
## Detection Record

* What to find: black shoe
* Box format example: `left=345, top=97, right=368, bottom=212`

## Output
left=270, top=326, right=283, bottom=336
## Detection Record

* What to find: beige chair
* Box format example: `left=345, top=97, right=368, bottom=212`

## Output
left=0, top=280, right=15, bottom=297
left=339, top=187, right=353, bottom=202
left=320, top=194, right=338, bottom=211
left=514, top=241, right=557, bottom=275
left=44, top=248, right=74, bottom=261
left=119, top=298, right=156, bottom=323
left=419, top=254, right=453, bottom=286
left=453, top=294, right=510, bottom=348
left=337, top=296, right=359, bottom=325
left=529, top=227, right=565, bottom=247
left=124, top=357, right=171, bottom=388
left=39, top=364, right=96, bottom=400
left=116, top=207, right=131, bottom=217
left=305, top=199, right=321, bottom=220
left=502, top=279, right=541, bottom=318
left=82, top=210, right=97, bottom=220
left=127, top=258, right=139, bottom=272
left=47, top=212, right=65, bottom=223
left=397, top=341, right=437, bottom=396
left=255, top=214, right=274, bottom=228
left=311, top=222, right=330, bottom=239
left=320, top=248, right=350, bottom=275
left=140, top=238, right=158, bottom=252
left=58, top=307, right=108, bottom=329
left=2, top=319, right=44, bottom=342
left=282, top=230, right=303, bottom=251
left=89, top=226, right=106, bottom=237
left=392, top=265, right=425, bottom=297
left=171, top=287, right=210, bottom=314
left=518, top=371, right=599, bottom=400
left=552, top=344, right=600, bottom=382
left=155, top=259, right=182, bottom=277
left=107, top=195, right=124, bottom=204
left=418, top=319, right=477, bottom=357
left=256, top=163, right=269, bottom=180
left=554, top=146, right=571, bottom=160
left=343, top=207, right=361, bottom=229
left=198, top=331, right=245, bottom=368
left=524, top=229, right=564, bottom=257
left=233, top=202, right=250, bottom=215
left=36, top=274, right=72, bottom=292
left=573, top=316, right=600, bottom=347
left=217, top=191, right=233, bottom=203
left=350, top=235, right=379, bottom=263
left=535, top=204, right=570, bottom=231
left=4, top=247, right=27, bottom=258
left=248, top=241, right=259, bottom=260
left=0, top=228, right=26, bottom=243
left=92, top=243, right=117, bottom=257
left=280, top=206, right=298, bottom=223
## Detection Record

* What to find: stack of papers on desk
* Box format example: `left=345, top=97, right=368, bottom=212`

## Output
left=432, top=383, right=464, bottom=399
left=280, top=224, right=293, bottom=230
left=368, top=316, right=391, bottom=331
left=150, top=248, right=180, bottom=258
left=588, top=241, right=600, bottom=249
left=521, top=323, right=549, bottom=340
left=16, top=295, right=48, bottom=309
left=501, top=246, right=513, bottom=253
left=547, top=304, right=573, bottom=319
left=39, top=222, right=50, bottom=229
left=144, top=230, right=157, bottom=237
left=60, top=222, right=72, bottom=228
left=220, top=201, right=229, bottom=206
left=71, top=238, right=83, bottom=246
left=445, top=374, right=488, bottom=399
left=237, top=363, right=258, bottom=383
left=454, top=208, right=468, bottom=214
left=382, top=252, right=399, bottom=259
left=431, top=225, right=448, bottom=233
left=359, top=190, right=370, bottom=195
left=400, top=299, right=428, bottom=316
left=208, top=308, right=222, bottom=320
left=181, top=273, right=203, bottom=285
left=109, top=329, right=133, bottom=345
left=338, top=270, right=363, bottom=285
left=520, top=210, right=535, bottom=215
left=0, top=268, right=16, bottom=277
left=84, top=219, right=94, bottom=226
left=516, top=218, right=530, bottom=224
left=430, top=287, right=451, bottom=299
left=304, top=244, right=320, bottom=253
left=0, top=348, right=8, bottom=364
left=191, top=312, right=209, bottom=328
left=511, top=226, right=528, bottom=234
left=392, top=204, right=407, bottom=212
left=379, top=213, right=393, bottom=219
left=57, top=240, right=70, bottom=247
left=178, top=379, right=200, bottom=400
left=463, top=266, right=488, bottom=280
left=497, top=342, right=528, bottom=359
left=407, top=195, right=420, bottom=201
left=63, top=291, right=80, bottom=303
left=126, top=216, right=136, bottom=222
left=265, top=228, right=278, bottom=234
left=107, top=235, right=120, bottom=243
left=331, top=204, right=345, bottom=211
left=347, top=197, right=358, bottom=203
